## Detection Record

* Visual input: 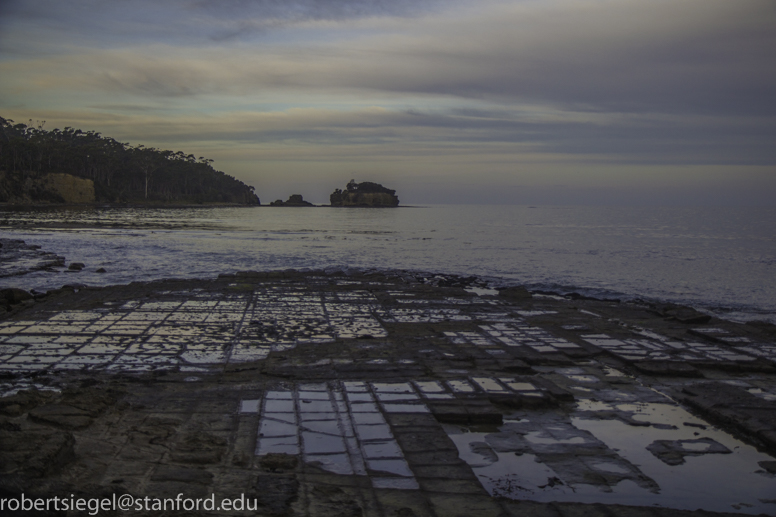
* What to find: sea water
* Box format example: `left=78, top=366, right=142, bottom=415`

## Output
left=1, top=204, right=774, bottom=323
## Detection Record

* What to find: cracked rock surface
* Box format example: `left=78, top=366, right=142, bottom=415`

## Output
left=1, top=271, right=775, bottom=516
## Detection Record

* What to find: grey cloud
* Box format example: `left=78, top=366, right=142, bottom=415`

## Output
left=327, top=0, right=776, bottom=118
left=0, top=0, right=445, bottom=47
left=88, top=104, right=163, bottom=113
left=3, top=0, right=774, bottom=169
left=193, top=0, right=440, bottom=21
left=194, top=0, right=447, bottom=41
left=95, top=0, right=776, bottom=119
left=113, top=107, right=774, bottom=166
left=5, top=0, right=773, bottom=120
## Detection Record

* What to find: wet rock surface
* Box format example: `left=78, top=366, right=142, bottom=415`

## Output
left=646, top=437, right=731, bottom=466
left=0, top=271, right=774, bottom=516
left=0, top=238, right=65, bottom=280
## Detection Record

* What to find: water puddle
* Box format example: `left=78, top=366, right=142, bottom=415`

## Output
left=516, top=311, right=557, bottom=317
left=254, top=382, right=422, bottom=489
left=379, top=307, right=471, bottom=324
left=582, top=334, right=757, bottom=364
left=445, top=398, right=776, bottom=514
left=472, top=377, right=507, bottom=393
left=477, top=322, right=580, bottom=353
left=0, top=285, right=397, bottom=380
left=465, top=287, right=499, bottom=296
left=239, top=399, right=261, bottom=413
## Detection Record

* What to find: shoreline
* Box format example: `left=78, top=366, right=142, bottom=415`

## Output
left=0, top=202, right=426, bottom=209
left=0, top=202, right=261, bottom=210
left=4, top=267, right=774, bottom=335
left=5, top=266, right=774, bottom=328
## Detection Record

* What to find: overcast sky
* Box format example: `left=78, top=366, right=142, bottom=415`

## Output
left=1, top=0, right=774, bottom=205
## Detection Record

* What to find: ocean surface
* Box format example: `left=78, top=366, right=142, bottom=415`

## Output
left=1, top=204, right=774, bottom=324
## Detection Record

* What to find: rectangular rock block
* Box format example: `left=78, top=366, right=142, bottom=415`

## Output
left=466, top=405, right=503, bottom=425
left=404, top=449, right=465, bottom=466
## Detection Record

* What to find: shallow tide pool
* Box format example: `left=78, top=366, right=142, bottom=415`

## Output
left=445, top=400, right=776, bottom=514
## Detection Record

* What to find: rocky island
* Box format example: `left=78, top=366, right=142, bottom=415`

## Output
left=269, top=194, right=314, bottom=207
left=330, top=179, right=399, bottom=207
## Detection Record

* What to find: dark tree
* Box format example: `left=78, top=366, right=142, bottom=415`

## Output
left=0, top=117, right=260, bottom=205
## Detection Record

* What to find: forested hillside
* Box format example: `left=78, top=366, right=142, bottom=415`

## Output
left=0, top=117, right=260, bottom=204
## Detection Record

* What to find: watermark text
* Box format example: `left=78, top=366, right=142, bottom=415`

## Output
left=0, top=493, right=259, bottom=514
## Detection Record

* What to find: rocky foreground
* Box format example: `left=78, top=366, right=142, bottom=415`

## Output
left=1, top=270, right=775, bottom=517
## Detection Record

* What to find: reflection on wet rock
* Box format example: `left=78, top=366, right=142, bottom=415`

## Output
left=1, top=271, right=775, bottom=514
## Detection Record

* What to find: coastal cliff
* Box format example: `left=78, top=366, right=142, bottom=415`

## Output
left=42, top=173, right=95, bottom=203
left=330, top=180, right=399, bottom=207
left=0, top=171, right=95, bottom=204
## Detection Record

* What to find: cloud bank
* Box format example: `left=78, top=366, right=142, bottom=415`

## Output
left=1, top=0, right=774, bottom=204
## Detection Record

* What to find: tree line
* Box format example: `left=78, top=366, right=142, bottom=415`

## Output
left=0, top=117, right=259, bottom=204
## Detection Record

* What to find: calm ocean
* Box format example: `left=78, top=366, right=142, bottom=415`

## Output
left=2, top=204, right=774, bottom=323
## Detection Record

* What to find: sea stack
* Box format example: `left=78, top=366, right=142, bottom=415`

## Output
left=330, top=179, right=399, bottom=207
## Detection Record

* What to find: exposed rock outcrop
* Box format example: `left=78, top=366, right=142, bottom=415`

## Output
left=0, top=171, right=95, bottom=204
left=269, top=194, right=314, bottom=207
left=44, top=173, right=95, bottom=203
left=330, top=180, right=399, bottom=207
left=0, top=238, right=66, bottom=279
